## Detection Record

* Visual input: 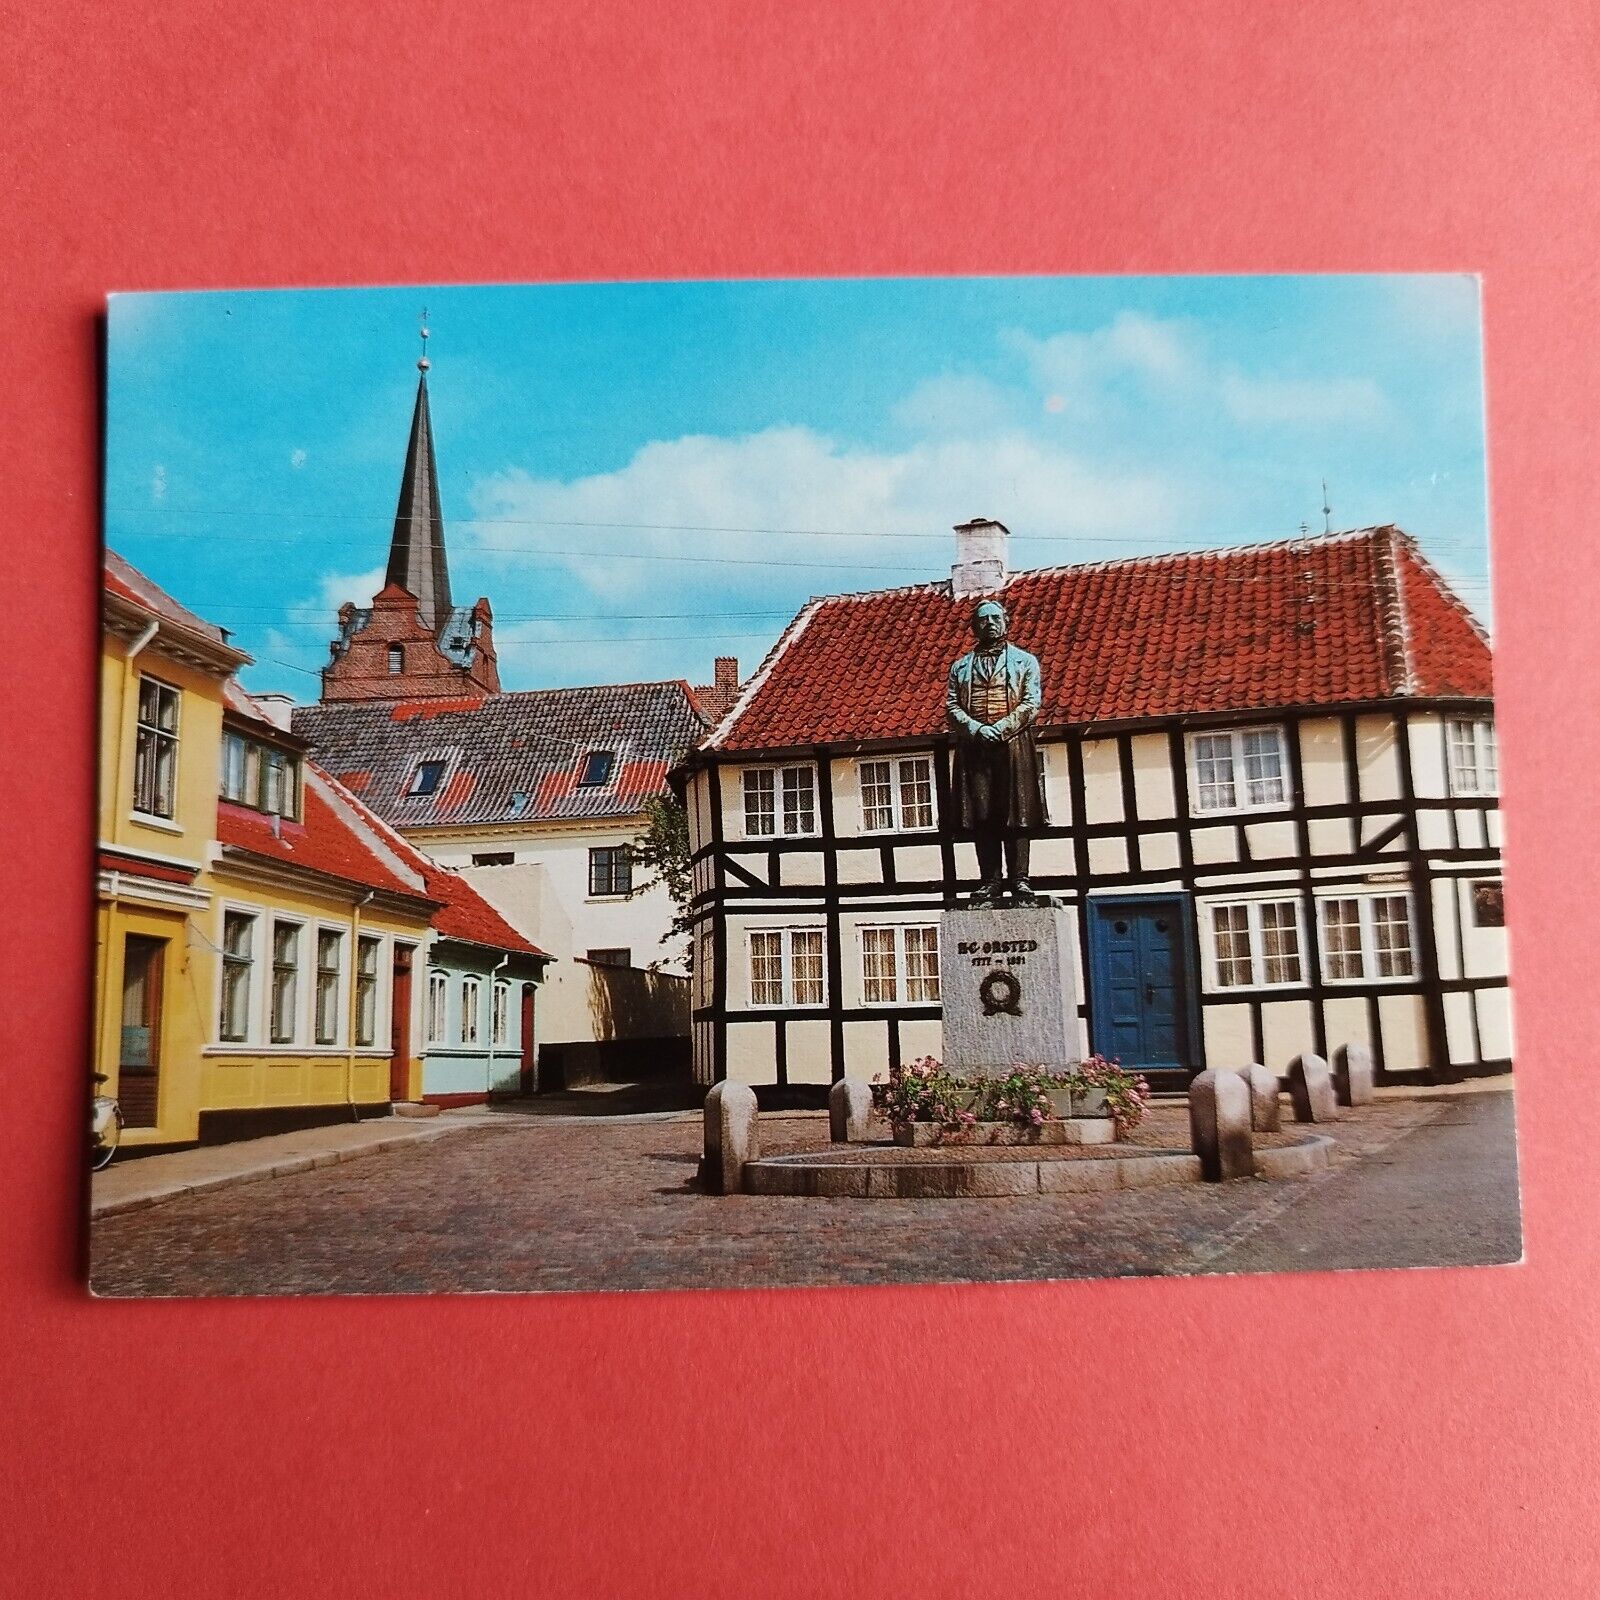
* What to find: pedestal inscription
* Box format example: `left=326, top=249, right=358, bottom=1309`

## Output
left=939, top=905, right=1079, bottom=1078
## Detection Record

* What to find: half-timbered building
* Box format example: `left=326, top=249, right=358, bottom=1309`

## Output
left=678, top=520, right=1506, bottom=1092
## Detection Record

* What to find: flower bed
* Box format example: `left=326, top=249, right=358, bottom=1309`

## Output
left=871, top=1055, right=1152, bottom=1142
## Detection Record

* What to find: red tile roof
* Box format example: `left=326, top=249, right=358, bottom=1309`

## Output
left=708, top=527, right=1491, bottom=751
left=104, top=550, right=250, bottom=664
left=216, top=779, right=428, bottom=900
left=219, top=687, right=545, bottom=958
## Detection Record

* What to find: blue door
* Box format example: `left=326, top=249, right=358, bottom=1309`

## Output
left=1087, top=898, right=1192, bottom=1071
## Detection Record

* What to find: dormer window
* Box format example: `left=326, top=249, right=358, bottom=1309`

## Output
left=387, top=644, right=403, bottom=673
left=578, top=749, right=615, bottom=787
left=407, top=759, right=447, bottom=797
left=221, top=729, right=300, bottom=819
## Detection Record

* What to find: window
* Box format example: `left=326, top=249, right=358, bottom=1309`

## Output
left=589, top=845, right=633, bottom=897
left=697, top=928, right=714, bottom=1006
left=314, top=929, right=342, bottom=1045
left=860, top=924, right=941, bottom=1004
left=219, top=911, right=255, bottom=1042
left=742, top=764, right=817, bottom=837
left=387, top=644, right=403, bottom=673
left=1318, top=893, right=1415, bottom=982
left=1472, top=879, right=1505, bottom=928
left=1207, top=899, right=1304, bottom=989
left=427, top=970, right=448, bottom=1044
left=471, top=851, right=514, bottom=867
left=270, top=922, right=300, bottom=1043
left=1189, top=726, right=1289, bottom=813
left=221, top=730, right=300, bottom=817
left=133, top=675, right=180, bottom=818
left=748, top=928, right=826, bottom=1007
left=506, top=792, right=530, bottom=818
left=408, top=759, right=447, bottom=796
left=586, top=948, right=631, bottom=968
left=460, top=976, right=481, bottom=1045
left=355, top=936, right=380, bottom=1046
left=492, top=981, right=510, bottom=1047
left=1447, top=717, right=1498, bottom=796
left=577, top=749, right=615, bottom=787
left=858, top=756, right=936, bottom=832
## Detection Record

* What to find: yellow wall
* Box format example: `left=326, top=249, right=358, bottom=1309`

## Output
left=97, top=619, right=435, bottom=1145
left=99, top=641, right=224, bottom=865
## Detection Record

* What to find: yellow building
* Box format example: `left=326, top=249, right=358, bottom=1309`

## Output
left=97, top=554, right=440, bottom=1148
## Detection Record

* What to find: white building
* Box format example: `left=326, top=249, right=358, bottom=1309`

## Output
left=677, top=520, right=1507, bottom=1094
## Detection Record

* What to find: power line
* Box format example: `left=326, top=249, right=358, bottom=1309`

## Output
left=111, top=506, right=1489, bottom=554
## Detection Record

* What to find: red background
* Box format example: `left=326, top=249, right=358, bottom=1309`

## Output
left=5, top=4, right=1599, bottom=1595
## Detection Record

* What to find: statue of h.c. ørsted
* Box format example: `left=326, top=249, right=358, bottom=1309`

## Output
left=945, top=597, right=1050, bottom=906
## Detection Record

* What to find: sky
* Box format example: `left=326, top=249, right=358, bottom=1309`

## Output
left=104, top=275, right=1491, bottom=701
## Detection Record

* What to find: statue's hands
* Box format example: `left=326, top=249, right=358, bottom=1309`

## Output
left=977, top=723, right=1003, bottom=744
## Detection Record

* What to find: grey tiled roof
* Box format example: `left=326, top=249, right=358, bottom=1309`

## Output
left=291, top=681, right=707, bottom=829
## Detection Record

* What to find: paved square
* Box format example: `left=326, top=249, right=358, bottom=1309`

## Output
left=89, top=1092, right=1521, bottom=1297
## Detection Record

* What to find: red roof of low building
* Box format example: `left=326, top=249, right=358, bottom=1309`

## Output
left=708, top=526, right=1491, bottom=752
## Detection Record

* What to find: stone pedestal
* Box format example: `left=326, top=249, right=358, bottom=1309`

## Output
left=939, top=904, right=1079, bottom=1078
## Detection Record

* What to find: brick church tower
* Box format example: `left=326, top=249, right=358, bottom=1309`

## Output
left=320, top=332, right=501, bottom=703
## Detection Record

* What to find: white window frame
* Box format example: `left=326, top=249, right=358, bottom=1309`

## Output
left=1187, top=725, right=1292, bottom=815
left=1202, top=896, right=1306, bottom=992
left=132, top=673, right=181, bottom=822
left=426, top=969, right=449, bottom=1045
left=492, top=980, right=511, bottom=1047
left=269, top=918, right=304, bottom=1045
left=313, top=926, right=344, bottom=1046
left=1447, top=716, right=1498, bottom=797
left=407, top=757, right=450, bottom=797
left=355, top=934, right=383, bottom=1048
left=460, top=975, right=482, bottom=1045
left=218, top=907, right=258, bottom=1044
left=857, top=755, right=936, bottom=833
left=859, top=923, right=941, bottom=1005
left=1315, top=890, right=1418, bottom=984
left=746, top=927, right=827, bottom=1008
left=742, top=763, right=818, bottom=838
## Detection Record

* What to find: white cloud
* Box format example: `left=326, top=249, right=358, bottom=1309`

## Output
left=313, top=566, right=386, bottom=613
left=1007, top=312, right=1199, bottom=407
left=891, top=373, right=1016, bottom=436
left=151, top=464, right=167, bottom=504
left=290, top=448, right=308, bottom=469
left=1218, top=372, right=1389, bottom=427
left=463, top=423, right=1178, bottom=685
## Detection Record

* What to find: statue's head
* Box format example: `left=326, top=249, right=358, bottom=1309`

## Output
left=971, top=598, right=1008, bottom=646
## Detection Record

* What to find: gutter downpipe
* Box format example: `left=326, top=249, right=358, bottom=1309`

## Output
left=484, top=952, right=510, bottom=1101
left=347, top=889, right=375, bottom=1121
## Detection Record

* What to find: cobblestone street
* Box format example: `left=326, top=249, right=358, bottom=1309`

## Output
left=89, top=1091, right=1521, bottom=1297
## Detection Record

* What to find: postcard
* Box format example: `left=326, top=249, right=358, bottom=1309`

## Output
left=90, top=275, right=1518, bottom=1294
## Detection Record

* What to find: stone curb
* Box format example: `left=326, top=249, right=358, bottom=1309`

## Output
left=1251, top=1133, right=1334, bottom=1179
left=742, top=1148, right=1206, bottom=1198
left=90, top=1125, right=461, bottom=1220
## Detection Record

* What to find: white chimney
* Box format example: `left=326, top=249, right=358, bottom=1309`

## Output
left=951, top=518, right=1010, bottom=598
left=252, top=693, right=298, bottom=731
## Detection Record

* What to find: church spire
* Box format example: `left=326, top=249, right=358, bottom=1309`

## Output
left=384, top=311, right=452, bottom=632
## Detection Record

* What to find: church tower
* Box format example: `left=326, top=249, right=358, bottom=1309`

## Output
left=319, top=323, right=501, bottom=703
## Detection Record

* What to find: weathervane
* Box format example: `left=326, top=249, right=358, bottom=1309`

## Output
left=418, top=306, right=431, bottom=372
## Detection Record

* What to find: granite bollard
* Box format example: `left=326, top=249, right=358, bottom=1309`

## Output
left=1332, top=1042, right=1375, bottom=1107
left=703, top=1081, right=759, bottom=1195
left=828, top=1078, right=876, bottom=1143
left=1288, top=1052, right=1339, bottom=1123
left=1189, top=1068, right=1254, bottom=1181
left=1242, top=1063, right=1282, bottom=1132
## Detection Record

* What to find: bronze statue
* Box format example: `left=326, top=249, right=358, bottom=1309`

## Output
left=946, top=597, right=1049, bottom=905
